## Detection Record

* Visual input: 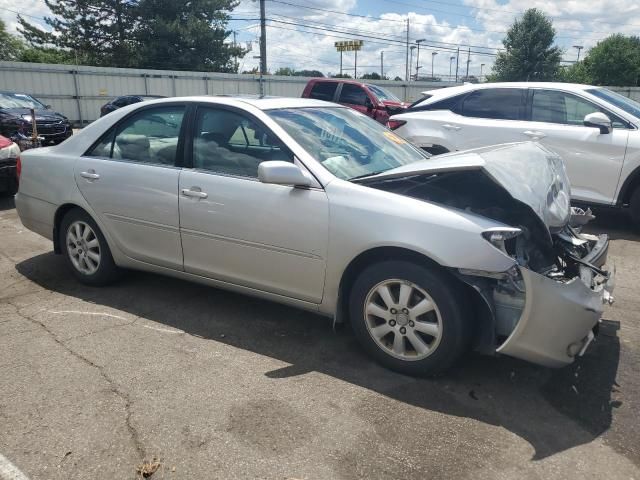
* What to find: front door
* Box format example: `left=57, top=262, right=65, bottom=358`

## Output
left=178, top=106, right=329, bottom=303
left=338, top=83, right=374, bottom=118
left=75, top=105, right=186, bottom=269
left=526, top=89, right=629, bottom=205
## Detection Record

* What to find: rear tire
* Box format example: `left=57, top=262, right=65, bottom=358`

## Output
left=349, top=260, right=471, bottom=376
left=59, top=208, right=120, bottom=286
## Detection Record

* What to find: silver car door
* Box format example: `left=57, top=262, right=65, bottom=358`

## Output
left=76, top=105, right=186, bottom=269
left=179, top=106, right=329, bottom=303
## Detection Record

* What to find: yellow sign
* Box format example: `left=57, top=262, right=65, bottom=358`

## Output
left=98, top=88, right=108, bottom=96
left=335, top=40, right=364, bottom=52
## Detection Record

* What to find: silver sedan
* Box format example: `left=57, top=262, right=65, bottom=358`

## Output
left=15, top=96, right=614, bottom=375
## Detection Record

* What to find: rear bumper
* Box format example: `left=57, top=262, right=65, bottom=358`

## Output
left=497, top=247, right=614, bottom=367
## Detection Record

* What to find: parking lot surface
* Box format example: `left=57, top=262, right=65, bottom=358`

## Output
left=1, top=195, right=639, bottom=479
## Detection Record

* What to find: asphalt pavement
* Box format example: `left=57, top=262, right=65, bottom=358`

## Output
left=1, top=195, right=639, bottom=479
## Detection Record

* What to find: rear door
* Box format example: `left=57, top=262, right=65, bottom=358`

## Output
left=76, top=104, right=186, bottom=269
left=307, top=81, right=339, bottom=102
left=446, top=88, right=530, bottom=150
left=178, top=105, right=329, bottom=303
left=525, top=88, right=630, bottom=205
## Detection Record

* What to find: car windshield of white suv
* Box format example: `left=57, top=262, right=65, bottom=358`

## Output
left=268, top=106, right=428, bottom=180
left=0, top=93, right=46, bottom=110
left=367, top=85, right=401, bottom=102
left=587, top=88, right=640, bottom=119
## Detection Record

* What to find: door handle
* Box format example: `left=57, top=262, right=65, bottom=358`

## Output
left=523, top=130, right=546, bottom=139
left=80, top=171, right=100, bottom=180
left=442, top=124, right=461, bottom=131
left=181, top=188, right=208, bottom=199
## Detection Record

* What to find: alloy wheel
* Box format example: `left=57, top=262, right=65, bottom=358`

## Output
left=363, top=279, right=443, bottom=361
left=66, top=220, right=101, bottom=275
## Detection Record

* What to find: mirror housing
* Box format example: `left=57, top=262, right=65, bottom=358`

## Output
left=584, top=112, right=612, bottom=134
left=258, top=161, right=312, bottom=187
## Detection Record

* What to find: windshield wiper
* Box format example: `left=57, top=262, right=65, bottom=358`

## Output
left=349, top=170, right=388, bottom=181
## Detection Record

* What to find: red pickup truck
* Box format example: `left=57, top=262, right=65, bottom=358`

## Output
left=301, top=79, right=409, bottom=124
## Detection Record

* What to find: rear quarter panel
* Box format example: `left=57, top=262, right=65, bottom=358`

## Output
left=392, top=110, right=459, bottom=151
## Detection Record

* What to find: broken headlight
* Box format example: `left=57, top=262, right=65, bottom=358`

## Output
left=482, top=227, right=522, bottom=254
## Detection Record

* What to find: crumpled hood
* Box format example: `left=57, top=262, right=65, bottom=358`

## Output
left=366, top=142, right=572, bottom=232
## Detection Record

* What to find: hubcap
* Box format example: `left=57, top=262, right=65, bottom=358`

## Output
left=66, top=221, right=101, bottom=275
left=364, top=279, right=443, bottom=361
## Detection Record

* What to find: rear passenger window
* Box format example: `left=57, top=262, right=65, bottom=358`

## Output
left=192, top=107, right=292, bottom=178
left=85, top=106, right=185, bottom=166
left=460, top=89, right=525, bottom=120
left=309, top=82, right=338, bottom=101
left=339, top=84, right=368, bottom=106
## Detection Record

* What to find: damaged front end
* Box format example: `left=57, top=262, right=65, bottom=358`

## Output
left=361, top=142, right=615, bottom=367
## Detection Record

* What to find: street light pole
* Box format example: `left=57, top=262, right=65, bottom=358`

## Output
left=449, top=56, right=455, bottom=80
left=409, top=46, right=416, bottom=81
left=415, top=39, right=425, bottom=81
left=480, top=63, right=485, bottom=81
left=431, top=51, right=438, bottom=79
left=573, top=45, right=584, bottom=62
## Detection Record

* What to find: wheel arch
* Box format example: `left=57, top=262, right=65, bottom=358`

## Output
left=334, top=246, right=487, bottom=335
left=617, top=164, right=640, bottom=206
left=53, top=203, right=97, bottom=254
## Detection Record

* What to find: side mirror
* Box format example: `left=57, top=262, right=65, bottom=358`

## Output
left=584, top=112, right=612, bottom=134
left=258, top=161, right=311, bottom=187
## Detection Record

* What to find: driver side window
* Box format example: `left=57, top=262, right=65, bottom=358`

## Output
left=531, top=90, right=627, bottom=128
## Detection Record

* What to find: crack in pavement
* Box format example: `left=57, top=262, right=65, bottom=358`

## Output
left=2, top=301, right=146, bottom=461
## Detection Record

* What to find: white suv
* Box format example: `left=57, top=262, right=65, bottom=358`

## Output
left=389, top=82, right=640, bottom=223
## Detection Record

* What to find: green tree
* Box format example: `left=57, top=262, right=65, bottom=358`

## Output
left=557, top=60, right=592, bottom=84
left=0, top=20, right=25, bottom=61
left=134, top=0, right=246, bottom=72
left=361, top=72, right=387, bottom=80
left=583, top=35, right=640, bottom=86
left=491, top=8, right=562, bottom=81
left=18, top=0, right=137, bottom=67
left=332, top=73, right=352, bottom=78
left=274, top=67, right=295, bottom=76
left=293, top=69, right=324, bottom=77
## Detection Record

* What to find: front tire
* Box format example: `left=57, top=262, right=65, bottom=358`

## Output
left=349, top=260, right=471, bottom=376
left=60, top=208, right=120, bottom=286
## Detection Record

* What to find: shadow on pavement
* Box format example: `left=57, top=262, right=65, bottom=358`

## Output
left=585, top=207, right=640, bottom=241
left=16, top=252, right=622, bottom=462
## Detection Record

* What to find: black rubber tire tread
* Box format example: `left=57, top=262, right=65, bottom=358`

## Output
left=349, top=260, right=471, bottom=376
left=59, top=208, right=121, bottom=286
left=630, top=186, right=640, bottom=225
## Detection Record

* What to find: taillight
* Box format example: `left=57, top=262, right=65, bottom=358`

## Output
left=387, top=119, right=406, bottom=130
left=16, top=156, right=21, bottom=182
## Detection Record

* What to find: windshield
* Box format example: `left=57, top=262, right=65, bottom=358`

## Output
left=267, top=107, right=428, bottom=180
left=0, top=92, right=46, bottom=110
left=587, top=88, right=640, bottom=119
left=367, top=85, right=401, bottom=102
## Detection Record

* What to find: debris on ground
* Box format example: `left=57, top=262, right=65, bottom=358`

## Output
left=136, top=457, right=162, bottom=478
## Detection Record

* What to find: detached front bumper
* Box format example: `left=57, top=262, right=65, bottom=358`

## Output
left=496, top=238, right=614, bottom=367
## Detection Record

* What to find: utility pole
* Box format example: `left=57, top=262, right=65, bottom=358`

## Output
left=415, top=39, right=425, bottom=81
left=340, top=51, right=343, bottom=76
left=380, top=51, right=384, bottom=79
left=431, top=51, right=438, bottom=79
left=259, top=0, right=267, bottom=76
left=455, top=47, right=459, bottom=83
left=573, top=45, right=584, bottom=62
left=480, top=63, right=485, bottom=81
left=354, top=49, right=358, bottom=79
left=449, top=56, right=455, bottom=80
left=405, top=17, right=410, bottom=81
left=465, top=47, right=471, bottom=79
left=233, top=30, right=238, bottom=72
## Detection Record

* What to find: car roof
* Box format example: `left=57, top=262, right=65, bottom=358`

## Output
left=307, top=78, right=368, bottom=87
left=421, top=82, right=596, bottom=98
left=140, top=95, right=340, bottom=110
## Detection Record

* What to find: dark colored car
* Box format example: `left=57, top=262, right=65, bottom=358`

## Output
left=301, top=79, right=409, bottom=124
left=100, top=95, right=166, bottom=116
left=0, top=91, right=73, bottom=147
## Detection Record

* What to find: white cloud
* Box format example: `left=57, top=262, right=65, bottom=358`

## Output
left=0, top=0, right=51, bottom=34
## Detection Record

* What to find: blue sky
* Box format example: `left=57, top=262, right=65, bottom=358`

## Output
left=2, top=0, right=639, bottom=79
